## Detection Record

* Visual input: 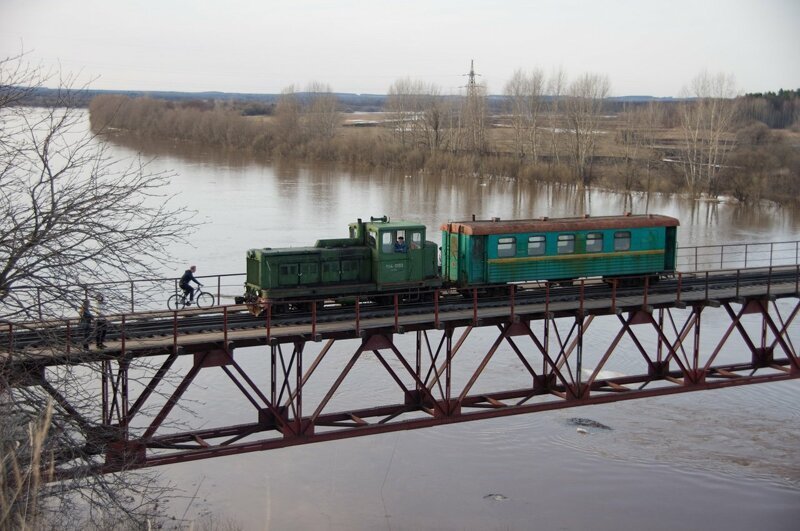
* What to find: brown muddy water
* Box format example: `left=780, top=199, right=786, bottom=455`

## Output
left=108, top=135, right=799, bottom=530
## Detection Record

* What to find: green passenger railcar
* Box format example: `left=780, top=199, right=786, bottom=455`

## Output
left=243, top=217, right=441, bottom=305
left=440, top=214, right=679, bottom=287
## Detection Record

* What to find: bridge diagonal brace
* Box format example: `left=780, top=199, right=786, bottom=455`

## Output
left=760, top=301, right=800, bottom=371
left=523, top=322, right=577, bottom=394
left=384, top=342, right=447, bottom=417
left=283, top=338, right=337, bottom=409
left=39, top=378, right=96, bottom=436
left=128, top=351, right=178, bottom=420
left=426, top=326, right=473, bottom=396
left=307, top=344, right=366, bottom=427
left=456, top=326, right=511, bottom=404
left=141, top=354, right=206, bottom=441
left=768, top=300, right=799, bottom=356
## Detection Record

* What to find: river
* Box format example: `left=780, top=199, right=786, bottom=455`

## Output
left=106, top=133, right=800, bottom=530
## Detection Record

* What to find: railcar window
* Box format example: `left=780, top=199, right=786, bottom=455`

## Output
left=557, top=234, right=575, bottom=254
left=527, top=235, right=546, bottom=256
left=586, top=233, right=603, bottom=253
left=497, top=237, right=516, bottom=258
left=614, top=231, right=631, bottom=251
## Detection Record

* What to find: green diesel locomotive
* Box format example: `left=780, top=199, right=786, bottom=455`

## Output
left=242, top=216, right=440, bottom=310
left=241, top=214, right=679, bottom=311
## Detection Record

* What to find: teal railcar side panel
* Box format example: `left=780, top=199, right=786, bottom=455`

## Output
left=480, top=226, right=670, bottom=284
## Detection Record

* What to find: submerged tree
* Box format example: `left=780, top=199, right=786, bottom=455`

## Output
left=564, top=72, right=610, bottom=187
left=386, top=77, right=451, bottom=153
left=303, top=80, right=340, bottom=142
left=503, top=68, right=545, bottom=161
left=678, top=71, right=739, bottom=196
left=1, top=52, right=194, bottom=527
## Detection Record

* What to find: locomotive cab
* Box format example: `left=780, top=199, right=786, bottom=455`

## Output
left=359, top=217, right=439, bottom=288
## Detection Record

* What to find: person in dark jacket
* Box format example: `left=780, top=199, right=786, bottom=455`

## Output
left=179, top=265, right=201, bottom=302
left=79, top=299, right=93, bottom=350
left=94, top=293, right=108, bottom=348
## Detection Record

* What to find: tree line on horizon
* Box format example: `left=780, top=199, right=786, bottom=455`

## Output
left=87, top=71, right=800, bottom=205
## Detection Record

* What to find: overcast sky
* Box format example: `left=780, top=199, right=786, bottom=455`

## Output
left=1, top=0, right=798, bottom=97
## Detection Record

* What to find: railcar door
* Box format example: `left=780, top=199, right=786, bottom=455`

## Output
left=448, top=232, right=459, bottom=282
left=377, top=230, right=409, bottom=284
left=407, top=229, right=424, bottom=281
left=664, top=226, right=677, bottom=271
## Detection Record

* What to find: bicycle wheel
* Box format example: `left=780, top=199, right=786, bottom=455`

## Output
left=196, top=291, right=215, bottom=309
left=167, top=294, right=185, bottom=311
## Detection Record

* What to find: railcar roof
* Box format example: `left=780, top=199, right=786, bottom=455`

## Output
left=440, top=214, right=679, bottom=235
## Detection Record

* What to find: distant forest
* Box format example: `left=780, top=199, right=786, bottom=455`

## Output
left=20, top=86, right=687, bottom=114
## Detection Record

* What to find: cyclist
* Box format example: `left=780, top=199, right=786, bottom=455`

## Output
left=179, top=265, right=202, bottom=303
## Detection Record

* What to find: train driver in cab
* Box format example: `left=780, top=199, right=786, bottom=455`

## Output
left=394, top=235, right=408, bottom=253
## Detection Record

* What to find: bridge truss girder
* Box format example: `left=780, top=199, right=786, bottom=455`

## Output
left=29, top=296, right=800, bottom=478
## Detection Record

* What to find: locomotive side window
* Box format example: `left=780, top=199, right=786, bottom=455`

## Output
left=527, top=235, right=546, bottom=256
left=341, top=260, right=359, bottom=281
left=586, top=233, right=603, bottom=253
left=497, top=237, right=516, bottom=258
left=614, top=231, right=631, bottom=251
left=279, top=264, right=297, bottom=275
left=557, top=234, right=575, bottom=254
left=279, top=264, right=298, bottom=285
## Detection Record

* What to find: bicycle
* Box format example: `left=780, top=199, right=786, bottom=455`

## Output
left=167, top=285, right=215, bottom=310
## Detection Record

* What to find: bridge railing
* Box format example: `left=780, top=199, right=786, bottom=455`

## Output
left=3, top=265, right=799, bottom=357
left=676, top=240, right=799, bottom=272
left=4, top=273, right=247, bottom=320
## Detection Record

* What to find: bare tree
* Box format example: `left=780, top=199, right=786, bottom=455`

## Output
left=386, top=77, right=416, bottom=147
left=564, top=73, right=610, bottom=186
left=678, top=71, right=739, bottom=196
left=303, top=81, right=340, bottom=141
left=503, top=68, right=546, bottom=161
left=504, top=69, right=529, bottom=158
left=638, top=101, right=666, bottom=208
left=386, top=78, right=451, bottom=153
left=546, top=66, right=567, bottom=168
left=1, top=53, right=193, bottom=527
left=615, top=103, right=644, bottom=191
left=272, top=85, right=303, bottom=150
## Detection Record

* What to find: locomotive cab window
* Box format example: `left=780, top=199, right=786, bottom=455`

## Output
left=410, top=231, right=422, bottom=249
left=527, top=235, right=545, bottom=256
left=557, top=234, right=575, bottom=254
left=614, top=231, right=631, bottom=251
left=586, top=233, right=603, bottom=253
left=497, top=237, right=516, bottom=258
left=381, top=232, right=394, bottom=254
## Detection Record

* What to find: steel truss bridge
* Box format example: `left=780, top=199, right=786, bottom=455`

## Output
left=1, top=246, right=799, bottom=479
